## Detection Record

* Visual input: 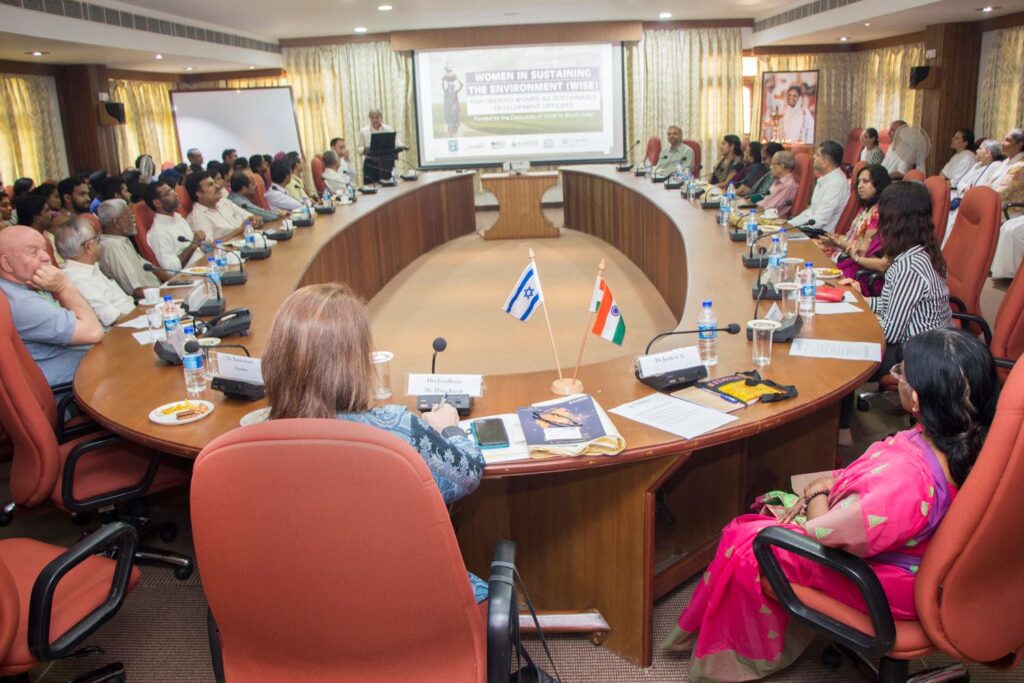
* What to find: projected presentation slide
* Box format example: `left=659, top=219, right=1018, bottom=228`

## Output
left=414, top=43, right=625, bottom=168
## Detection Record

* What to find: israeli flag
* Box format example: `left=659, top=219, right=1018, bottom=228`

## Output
left=502, top=263, right=544, bottom=322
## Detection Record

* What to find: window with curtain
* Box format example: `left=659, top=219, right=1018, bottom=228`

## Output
left=108, top=79, right=180, bottom=171
left=0, top=73, right=69, bottom=185
left=976, top=26, right=1024, bottom=140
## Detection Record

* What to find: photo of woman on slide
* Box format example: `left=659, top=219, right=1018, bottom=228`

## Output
left=442, top=65, right=464, bottom=137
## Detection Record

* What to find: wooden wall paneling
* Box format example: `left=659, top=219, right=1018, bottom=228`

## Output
left=440, top=175, right=477, bottom=242
left=374, top=192, right=429, bottom=285
left=389, top=21, right=643, bottom=51
left=919, top=23, right=981, bottom=174
left=975, top=10, right=1024, bottom=33
left=106, top=69, right=183, bottom=83
left=0, top=59, right=58, bottom=77
left=55, top=64, right=120, bottom=174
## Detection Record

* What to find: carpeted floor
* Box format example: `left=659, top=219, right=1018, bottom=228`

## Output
left=5, top=205, right=1022, bottom=682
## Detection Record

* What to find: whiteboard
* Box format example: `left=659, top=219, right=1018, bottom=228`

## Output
left=170, top=87, right=303, bottom=162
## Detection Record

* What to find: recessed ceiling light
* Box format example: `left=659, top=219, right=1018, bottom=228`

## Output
left=155, top=53, right=163, bottom=59
left=659, top=12, right=672, bottom=19
left=354, top=26, right=368, bottom=33
left=839, top=36, right=848, bottom=41
left=978, top=5, right=998, bottom=11
left=27, top=51, right=47, bottom=57
left=864, top=22, right=871, bottom=26
left=378, top=4, right=393, bottom=10
left=186, top=66, right=193, bottom=71
left=249, top=65, right=255, bottom=69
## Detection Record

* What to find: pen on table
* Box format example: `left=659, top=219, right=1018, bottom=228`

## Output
left=437, top=392, right=449, bottom=410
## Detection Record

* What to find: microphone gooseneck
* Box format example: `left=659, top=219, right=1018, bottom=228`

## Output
left=143, top=262, right=222, bottom=303
left=430, top=336, right=447, bottom=374
left=644, top=325, right=741, bottom=355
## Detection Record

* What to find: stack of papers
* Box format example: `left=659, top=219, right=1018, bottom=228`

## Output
left=609, top=393, right=737, bottom=439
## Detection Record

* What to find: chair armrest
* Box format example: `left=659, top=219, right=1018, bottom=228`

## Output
left=1004, top=202, right=1024, bottom=221
left=28, top=522, right=138, bottom=661
left=951, top=312, right=993, bottom=346
left=51, top=384, right=101, bottom=444
left=487, top=540, right=517, bottom=683
left=995, top=357, right=1015, bottom=370
left=61, top=435, right=163, bottom=514
left=752, top=526, right=895, bottom=658
left=948, top=295, right=967, bottom=314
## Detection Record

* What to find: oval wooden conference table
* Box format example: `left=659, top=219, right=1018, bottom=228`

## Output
left=74, top=167, right=882, bottom=667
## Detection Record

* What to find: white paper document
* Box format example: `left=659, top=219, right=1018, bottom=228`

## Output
left=790, top=338, right=882, bottom=362
left=406, top=373, right=483, bottom=397
left=814, top=302, right=863, bottom=315
left=116, top=314, right=150, bottom=330
left=458, top=413, right=531, bottom=464
left=131, top=330, right=155, bottom=345
left=609, top=393, right=737, bottom=440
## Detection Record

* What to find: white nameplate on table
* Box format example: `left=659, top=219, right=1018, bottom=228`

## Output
left=610, top=393, right=736, bottom=440
left=185, top=283, right=207, bottom=312
left=406, top=373, right=483, bottom=397
left=635, top=346, right=702, bottom=379
left=814, top=302, right=863, bottom=315
left=215, top=353, right=264, bottom=384
left=789, top=338, right=882, bottom=362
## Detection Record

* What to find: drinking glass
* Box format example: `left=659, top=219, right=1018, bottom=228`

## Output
left=748, top=320, right=781, bottom=365
left=371, top=351, right=394, bottom=400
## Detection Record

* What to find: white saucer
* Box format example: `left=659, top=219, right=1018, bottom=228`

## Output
left=148, top=400, right=214, bottom=425
left=240, top=406, right=271, bottom=426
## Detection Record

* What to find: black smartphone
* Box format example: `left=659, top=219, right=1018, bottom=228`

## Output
left=472, top=418, right=510, bottom=449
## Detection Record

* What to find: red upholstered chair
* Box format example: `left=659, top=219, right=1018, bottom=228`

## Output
left=879, top=129, right=891, bottom=153
left=790, top=152, right=814, bottom=217
left=0, top=291, right=194, bottom=578
left=924, top=176, right=951, bottom=244
left=175, top=184, right=193, bottom=218
left=0, top=523, right=139, bottom=681
left=130, top=201, right=159, bottom=266
left=843, top=127, right=864, bottom=168
left=191, top=419, right=515, bottom=682
left=643, top=136, right=661, bottom=167
left=682, top=138, right=702, bottom=173
left=160, top=161, right=175, bottom=171
left=250, top=172, right=270, bottom=210
left=943, top=186, right=1001, bottom=323
left=834, top=161, right=869, bottom=237
left=903, top=169, right=926, bottom=182
left=3, top=185, right=13, bottom=201
left=755, top=357, right=1024, bottom=682
left=311, top=154, right=326, bottom=195
left=950, top=257, right=1024, bottom=384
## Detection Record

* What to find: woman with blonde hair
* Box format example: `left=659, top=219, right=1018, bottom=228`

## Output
left=262, top=282, right=486, bottom=518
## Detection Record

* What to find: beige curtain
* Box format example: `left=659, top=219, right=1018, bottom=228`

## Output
left=976, top=27, right=1024, bottom=139
left=175, top=76, right=286, bottom=91
left=283, top=42, right=417, bottom=183
left=628, top=28, right=744, bottom=172
left=751, top=43, right=923, bottom=146
left=109, top=79, right=179, bottom=171
left=0, top=73, right=68, bottom=184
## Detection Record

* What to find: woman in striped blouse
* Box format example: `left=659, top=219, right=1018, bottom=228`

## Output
left=837, top=182, right=952, bottom=445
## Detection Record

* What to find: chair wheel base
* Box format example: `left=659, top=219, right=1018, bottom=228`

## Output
left=175, top=563, right=195, bottom=580
left=0, top=502, right=13, bottom=527
left=857, top=397, right=870, bottom=412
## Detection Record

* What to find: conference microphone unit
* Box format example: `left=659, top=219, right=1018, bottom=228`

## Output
left=144, top=262, right=225, bottom=316
left=749, top=279, right=802, bottom=343
left=416, top=336, right=472, bottom=416
left=750, top=248, right=782, bottom=301
left=617, top=139, right=641, bottom=172
left=262, top=220, right=294, bottom=241
left=793, top=219, right=826, bottom=239
left=636, top=324, right=741, bottom=393
left=202, top=342, right=266, bottom=401
left=396, top=156, right=419, bottom=181
left=240, top=232, right=271, bottom=260
left=176, top=236, right=248, bottom=285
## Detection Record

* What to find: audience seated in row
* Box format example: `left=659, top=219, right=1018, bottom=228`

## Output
left=941, top=128, right=977, bottom=187
left=753, top=149, right=798, bottom=218
left=144, top=180, right=205, bottom=271
left=710, top=134, right=744, bottom=186
left=882, top=119, right=931, bottom=178
left=186, top=170, right=256, bottom=242
left=859, top=127, right=885, bottom=166
left=821, top=164, right=892, bottom=295
left=54, top=218, right=135, bottom=329
left=266, top=160, right=302, bottom=212
left=654, top=125, right=696, bottom=175
left=790, top=140, right=848, bottom=233
left=95, top=198, right=166, bottom=300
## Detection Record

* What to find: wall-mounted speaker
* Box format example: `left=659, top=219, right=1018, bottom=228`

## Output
left=909, top=66, right=938, bottom=89
left=97, top=101, right=126, bottom=126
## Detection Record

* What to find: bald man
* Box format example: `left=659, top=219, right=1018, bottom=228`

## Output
left=0, top=226, right=103, bottom=385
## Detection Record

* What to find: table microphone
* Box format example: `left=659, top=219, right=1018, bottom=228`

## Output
left=186, top=243, right=248, bottom=285
left=638, top=324, right=742, bottom=392
left=742, top=226, right=803, bottom=268
left=143, top=262, right=225, bottom=316
left=417, top=336, right=472, bottom=415
left=618, top=139, right=641, bottom=172
left=749, top=280, right=803, bottom=343
left=396, top=156, right=419, bottom=181
left=751, top=246, right=781, bottom=301
left=202, top=341, right=265, bottom=401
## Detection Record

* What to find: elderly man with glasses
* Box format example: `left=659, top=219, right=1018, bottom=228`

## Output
left=54, top=217, right=136, bottom=329
left=95, top=198, right=167, bottom=299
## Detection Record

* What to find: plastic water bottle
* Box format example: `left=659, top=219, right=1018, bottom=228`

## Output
left=778, top=229, right=789, bottom=257
left=799, top=261, right=817, bottom=318
left=766, top=236, right=782, bottom=284
left=205, top=257, right=221, bottom=299
left=322, top=187, right=332, bottom=206
left=243, top=220, right=256, bottom=248
left=213, top=239, right=227, bottom=272
left=302, top=197, right=312, bottom=221
left=718, top=201, right=729, bottom=226
left=697, top=300, right=718, bottom=367
left=347, top=181, right=356, bottom=203
left=725, top=182, right=737, bottom=212
left=643, top=159, right=651, bottom=178
left=682, top=165, right=692, bottom=185
left=181, top=326, right=206, bottom=398
left=745, top=209, right=759, bottom=246
left=685, top=179, right=696, bottom=201
left=161, top=294, right=179, bottom=335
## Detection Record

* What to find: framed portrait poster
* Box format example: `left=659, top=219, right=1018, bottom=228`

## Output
left=760, top=71, right=819, bottom=144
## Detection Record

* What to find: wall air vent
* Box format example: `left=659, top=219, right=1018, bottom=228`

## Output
left=3, top=0, right=280, bottom=53
left=754, top=0, right=865, bottom=33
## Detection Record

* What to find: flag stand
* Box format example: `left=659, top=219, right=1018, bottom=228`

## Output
left=526, top=249, right=578, bottom=396
left=558, top=258, right=607, bottom=396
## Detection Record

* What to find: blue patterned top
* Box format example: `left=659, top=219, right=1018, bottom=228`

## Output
left=336, top=405, right=489, bottom=602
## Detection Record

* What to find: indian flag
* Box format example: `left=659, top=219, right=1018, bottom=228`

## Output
left=590, top=277, right=626, bottom=345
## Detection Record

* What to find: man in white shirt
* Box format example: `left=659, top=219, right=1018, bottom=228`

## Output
left=789, top=140, right=849, bottom=233
left=882, top=120, right=930, bottom=177
left=54, top=218, right=135, bottom=329
left=358, top=108, right=405, bottom=184
left=95, top=199, right=165, bottom=299
left=186, top=171, right=255, bottom=241
left=779, top=85, right=815, bottom=144
left=330, top=137, right=354, bottom=179
left=144, top=180, right=206, bottom=271
left=321, top=151, right=351, bottom=194
left=265, top=161, right=302, bottom=212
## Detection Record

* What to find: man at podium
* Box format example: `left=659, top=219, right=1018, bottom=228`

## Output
left=358, top=108, right=406, bottom=184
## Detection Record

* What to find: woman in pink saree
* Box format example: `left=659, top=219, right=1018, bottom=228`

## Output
left=663, top=328, right=999, bottom=682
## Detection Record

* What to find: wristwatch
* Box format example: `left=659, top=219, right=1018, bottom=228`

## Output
left=441, top=426, right=467, bottom=439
